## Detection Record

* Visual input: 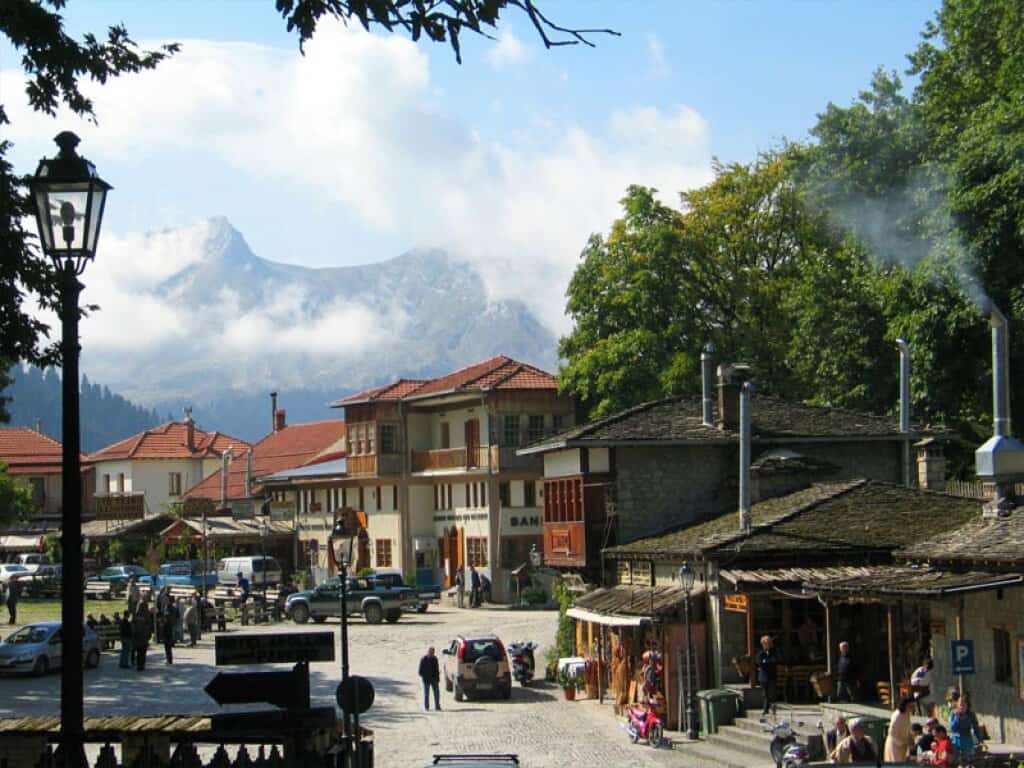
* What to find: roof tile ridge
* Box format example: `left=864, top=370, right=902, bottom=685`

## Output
left=485, top=362, right=526, bottom=389
left=437, top=354, right=510, bottom=383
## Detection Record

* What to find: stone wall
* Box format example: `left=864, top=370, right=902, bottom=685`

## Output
left=930, top=586, right=1024, bottom=745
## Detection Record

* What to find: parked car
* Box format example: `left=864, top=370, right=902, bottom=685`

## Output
left=139, top=560, right=217, bottom=589
left=442, top=635, right=512, bottom=701
left=15, top=553, right=52, bottom=573
left=9, top=564, right=62, bottom=597
left=88, top=564, right=149, bottom=591
left=285, top=576, right=410, bottom=625
left=0, top=564, right=30, bottom=584
left=0, top=621, right=100, bottom=675
left=216, top=556, right=282, bottom=586
left=366, top=569, right=441, bottom=613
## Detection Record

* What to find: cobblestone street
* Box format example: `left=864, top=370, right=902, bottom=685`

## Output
left=0, top=605, right=727, bottom=767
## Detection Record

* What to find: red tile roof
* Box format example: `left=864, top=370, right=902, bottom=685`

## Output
left=0, top=428, right=66, bottom=475
left=182, top=419, right=346, bottom=501
left=88, top=422, right=249, bottom=463
left=334, top=356, right=557, bottom=406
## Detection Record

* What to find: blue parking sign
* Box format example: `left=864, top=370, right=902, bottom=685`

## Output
left=951, top=640, right=975, bottom=674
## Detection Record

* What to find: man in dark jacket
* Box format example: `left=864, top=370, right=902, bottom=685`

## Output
left=418, top=646, right=441, bottom=710
left=133, top=607, right=152, bottom=671
left=469, top=566, right=481, bottom=608
left=162, top=600, right=178, bottom=664
left=6, top=581, right=18, bottom=624
left=755, top=634, right=779, bottom=717
left=836, top=640, right=857, bottom=702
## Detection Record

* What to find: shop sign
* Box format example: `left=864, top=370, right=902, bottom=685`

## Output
left=432, top=512, right=488, bottom=524
left=232, top=500, right=254, bottom=520
left=95, top=493, right=144, bottom=521
left=269, top=502, right=294, bottom=522
left=500, top=513, right=542, bottom=535
left=723, top=594, right=749, bottom=613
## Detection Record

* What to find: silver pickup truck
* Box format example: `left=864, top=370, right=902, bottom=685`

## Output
left=285, top=575, right=416, bottom=625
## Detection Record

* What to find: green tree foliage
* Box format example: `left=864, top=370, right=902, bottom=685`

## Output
left=0, top=463, right=37, bottom=526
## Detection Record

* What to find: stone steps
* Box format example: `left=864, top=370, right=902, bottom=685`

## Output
left=675, top=737, right=777, bottom=768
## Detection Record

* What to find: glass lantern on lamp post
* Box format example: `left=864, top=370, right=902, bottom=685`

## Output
left=30, top=131, right=111, bottom=768
left=678, top=562, right=699, bottom=740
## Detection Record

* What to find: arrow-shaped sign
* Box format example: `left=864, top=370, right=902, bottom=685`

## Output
left=204, top=662, right=310, bottom=710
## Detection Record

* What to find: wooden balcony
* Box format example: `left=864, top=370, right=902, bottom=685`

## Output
left=346, top=455, right=377, bottom=476
left=411, top=447, right=490, bottom=473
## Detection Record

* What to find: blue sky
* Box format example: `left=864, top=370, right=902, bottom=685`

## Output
left=3, top=0, right=940, bottom=350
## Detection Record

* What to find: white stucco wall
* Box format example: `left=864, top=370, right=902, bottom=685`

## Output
left=543, top=449, right=581, bottom=478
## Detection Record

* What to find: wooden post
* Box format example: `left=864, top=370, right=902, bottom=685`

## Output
left=745, top=596, right=754, bottom=684
left=956, top=599, right=965, bottom=695
left=887, top=604, right=896, bottom=706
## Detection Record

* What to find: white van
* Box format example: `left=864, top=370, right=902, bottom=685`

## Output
left=216, top=556, right=282, bottom=586
left=16, top=553, right=52, bottom=574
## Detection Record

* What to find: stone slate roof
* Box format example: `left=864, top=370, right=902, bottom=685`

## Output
left=803, top=566, right=1024, bottom=598
left=520, top=394, right=922, bottom=454
left=604, top=480, right=982, bottom=562
left=899, top=509, right=1024, bottom=569
left=572, top=584, right=688, bottom=618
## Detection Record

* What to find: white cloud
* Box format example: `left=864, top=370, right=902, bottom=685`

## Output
left=5, top=23, right=712, bottom=391
left=486, top=32, right=526, bottom=68
left=647, top=34, right=671, bottom=80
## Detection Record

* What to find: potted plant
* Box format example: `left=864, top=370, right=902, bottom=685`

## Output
left=557, top=668, right=583, bottom=701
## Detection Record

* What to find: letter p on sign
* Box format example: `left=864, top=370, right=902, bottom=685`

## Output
left=951, top=639, right=975, bottom=675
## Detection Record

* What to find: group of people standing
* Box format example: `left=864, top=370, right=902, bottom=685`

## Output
left=452, top=566, right=488, bottom=609
left=117, top=578, right=204, bottom=670
left=754, top=636, right=874, bottom=716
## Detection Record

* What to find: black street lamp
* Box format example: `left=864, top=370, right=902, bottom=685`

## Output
left=678, top=562, right=699, bottom=740
left=30, top=131, right=111, bottom=768
left=259, top=518, right=268, bottom=605
left=331, top=513, right=358, bottom=765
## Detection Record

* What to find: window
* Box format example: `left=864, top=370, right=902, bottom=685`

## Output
left=528, top=415, right=545, bottom=442
left=440, top=422, right=450, bottom=449
left=552, top=414, right=564, bottom=432
left=375, top=486, right=382, bottom=511
left=467, top=537, right=488, bottom=567
left=29, top=478, right=45, bottom=505
left=367, top=425, right=375, bottom=455
left=380, top=424, right=397, bottom=454
left=499, top=482, right=510, bottom=507
left=472, top=483, right=478, bottom=508
left=435, top=484, right=452, bottom=510
left=392, top=485, right=398, bottom=509
left=168, top=473, right=182, bottom=496
left=102, top=474, right=110, bottom=493
left=375, top=539, right=393, bottom=568
left=503, top=414, right=520, bottom=446
left=444, top=484, right=452, bottom=510
left=994, top=627, right=1012, bottom=683
left=480, top=482, right=487, bottom=507
left=524, top=480, right=536, bottom=507
left=341, top=487, right=348, bottom=507
left=358, top=487, right=365, bottom=511
left=117, top=473, right=125, bottom=493
left=542, top=478, right=583, bottom=522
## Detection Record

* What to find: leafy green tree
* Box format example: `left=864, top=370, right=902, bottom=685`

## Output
left=0, top=463, right=37, bottom=526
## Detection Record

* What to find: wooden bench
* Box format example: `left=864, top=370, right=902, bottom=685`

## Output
left=84, top=582, right=112, bottom=600
left=92, top=624, right=120, bottom=651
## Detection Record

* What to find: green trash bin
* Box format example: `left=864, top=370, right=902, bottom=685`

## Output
left=697, top=688, right=741, bottom=734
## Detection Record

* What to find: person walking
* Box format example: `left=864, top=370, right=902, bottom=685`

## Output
left=884, top=696, right=915, bottom=762
left=469, top=566, right=481, bottom=608
left=755, top=634, right=779, bottom=718
left=132, top=606, right=152, bottom=671
left=118, top=611, right=133, bottom=669
left=162, top=599, right=178, bottom=665
left=949, top=692, right=984, bottom=759
left=127, top=578, right=140, bottom=619
left=237, top=572, right=250, bottom=626
left=836, top=640, right=857, bottom=702
left=454, top=567, right=465, bottom=609
left=418, top=646, right=441, bottom=710
left=184, top=599, right=200, bottom=647
left=6, top=581, right=18, bottom=624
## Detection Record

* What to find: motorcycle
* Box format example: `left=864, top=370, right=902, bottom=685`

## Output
left=507, top=641, right=536, bottom=686
left=626, top=702, right=665, bottom=748
left=766, top=718, right=810, bottom=768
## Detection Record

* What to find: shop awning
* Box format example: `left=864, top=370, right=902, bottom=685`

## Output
left=566, top=607, right=648, bottom=627
left=720, top=566, right=876, bottom=589
left=0, top=534, right=45, bottom=552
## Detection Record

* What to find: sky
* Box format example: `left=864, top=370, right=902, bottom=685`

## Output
left=3, top=0, right=941, bottom=354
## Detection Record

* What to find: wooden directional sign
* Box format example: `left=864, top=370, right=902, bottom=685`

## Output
left=211, top=706, right=335, bottom=735
left=205, top=662, right=310, bottom=710
left=215, top=631, right=335, bottom=666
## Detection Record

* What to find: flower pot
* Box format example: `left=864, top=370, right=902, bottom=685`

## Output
left=563, top=686, right=576, bottom=701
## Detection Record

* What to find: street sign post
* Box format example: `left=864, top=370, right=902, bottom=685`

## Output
left=215, top=631, right=335, bottom=665
left=336, top=675, right=375, bottom=715
left=951, top=639, right=975, bottom=674
left=205, top=663, right=311, bottom=710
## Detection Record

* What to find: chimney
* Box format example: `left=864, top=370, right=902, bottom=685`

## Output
left=270, top=392, right=278, bottom=433
left=739, top=381, right=753, bottom=534
left=717, top=363, right=752, bottom=431
left=701, top=343, right=716, bottom=427
left=183, top=406, right=195, bottom=450
left=975, top=304, right=1024, bottom=517
left=916, top=439, right=946, bottom=491
left=897, top=339, right=912, bottom=487
left=34, top=418, right=42, bottom=434
left=274, top=409, right=287, bottom=432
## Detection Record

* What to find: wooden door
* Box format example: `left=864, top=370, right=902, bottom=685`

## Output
left=465, top=419, right=480, bottom=468
left=456, top=526, right=465, bottom=571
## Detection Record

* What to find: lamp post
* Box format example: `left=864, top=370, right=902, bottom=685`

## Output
left=332, top=513, right=357, bottom=766
left=678, top=562, right=699, bottom=740
left=259, top=518, right=268, bottom=605
left=30, top=131, right=110, bottom=768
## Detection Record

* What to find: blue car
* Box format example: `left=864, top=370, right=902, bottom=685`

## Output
left=0, top=621, right=101, bottom=675
left=139, top=560, right=217, bottom=589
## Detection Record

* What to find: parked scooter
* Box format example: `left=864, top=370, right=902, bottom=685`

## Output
left=507, top=641, right=536, bottom=686
left=626, top=702, right=665, bottom=748
left=765, top=717, right=810, bottom=768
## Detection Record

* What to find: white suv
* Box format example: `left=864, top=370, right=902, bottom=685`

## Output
left=442, top=634, right=512, bottom=701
